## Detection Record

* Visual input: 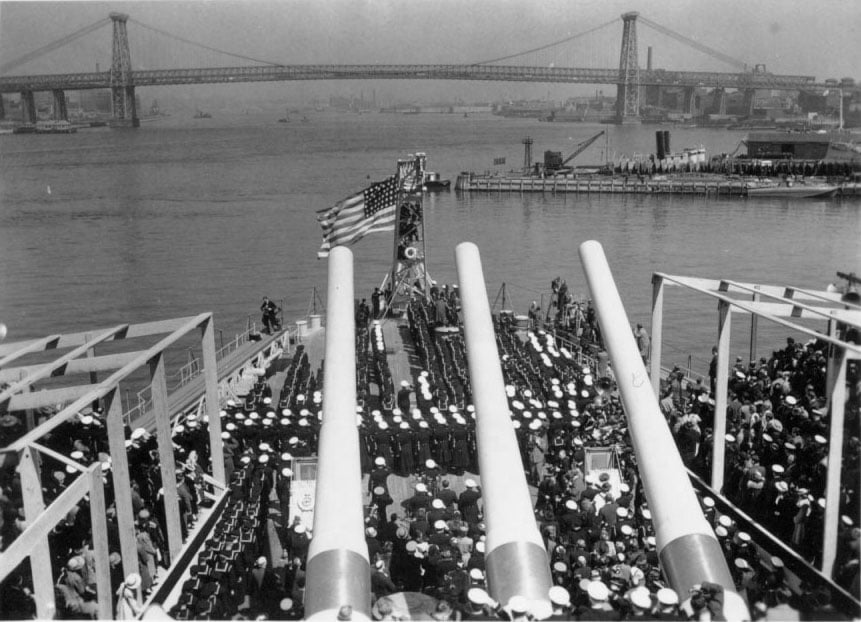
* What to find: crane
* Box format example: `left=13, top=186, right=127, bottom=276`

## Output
left=543, top=130, right=606, bottom=175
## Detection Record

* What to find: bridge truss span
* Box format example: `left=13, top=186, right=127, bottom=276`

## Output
left=0, top=64, right=821, bottom=94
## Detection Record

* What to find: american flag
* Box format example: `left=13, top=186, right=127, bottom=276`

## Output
left=317, top=175, right=399, bottom=258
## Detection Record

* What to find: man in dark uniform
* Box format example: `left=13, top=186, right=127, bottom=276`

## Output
left=369, top=457, right=392, bottom=494
left=260, top=297, right=279, bottom=334
left=372, top=287, right=383, bottom=318
left=458, top=479, right=482, bottom=526
left=437, top=479, right=458, bottom=509
left=397, top=381, right=413, bottom=413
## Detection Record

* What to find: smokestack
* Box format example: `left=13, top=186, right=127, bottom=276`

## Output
left=647, top=46, right=653, bottom=71
left=655, top=131, right=665, bottom=160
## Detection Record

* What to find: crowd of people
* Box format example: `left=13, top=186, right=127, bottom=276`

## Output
left=0, top=398, right=211, bottom=618
left=1, top=278, right=859, bottom=620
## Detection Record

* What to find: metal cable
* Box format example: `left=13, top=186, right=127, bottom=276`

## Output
left=470, top=18, right=618, bottom=66
left=638, top=16, right=748, bottom=70
left=129, top=18, right=285, bottom=67
left=0, top=18, right=111, bottom=74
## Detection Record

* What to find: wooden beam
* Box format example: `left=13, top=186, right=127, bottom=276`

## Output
left=653, top=274, right=861, bottom=358
left=822, top=348, right=848, bottom=576
left=0, top=316, right=200, bottom=358
left=0, top=351, right=141, bottom=384
left=5, top=313, right=212, bottom=452
left=18, top=446, right=57, bottom=620
left=105, top=389, right=140, bottom=583
left=0, top=324, right=129, bottom=404
left=7, top=384, right=96, bottom=411
left=201, top=317, right=225, bottom=485
left=712, top=301, right=732, bottom=492
left=649, top=274, right=665, bottom=397
left=0, top=462, right=91, bottom=582
left=0, top=334, right=61, bottom=366
left=659, top=274, right=848, bottom=306
left=151, top=353, right=183, bottom=561
left=30, top=441, right=87, bottom=472
left=88, top=466, right=113, bottom=621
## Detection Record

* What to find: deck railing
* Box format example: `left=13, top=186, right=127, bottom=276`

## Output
left=121, top=320, right=298, bottom=425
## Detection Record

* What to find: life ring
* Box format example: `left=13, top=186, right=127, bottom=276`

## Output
left=404, top=246, right=418, bottom=260
left=298, top=492, right=315, bottom=511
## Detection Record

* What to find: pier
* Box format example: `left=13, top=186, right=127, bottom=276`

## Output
left=455, top=173, right=861, bottom=196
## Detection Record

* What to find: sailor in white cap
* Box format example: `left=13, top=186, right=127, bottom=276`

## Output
left=656, top=587, right=680, bottom=616
left=628, top=585, right=653, bottom=616
left=506, top=595, right=530, bottom=621
left=548, top=585, right=571, bottom=616
left=368, top=456, right=391, bottom=495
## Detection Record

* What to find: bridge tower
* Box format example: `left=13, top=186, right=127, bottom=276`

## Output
left=615, top=12, right=641, bottom=124
left=20, top=91, right=36, bottom=125
left=741, top=89, right=756, bottom=117
left=384, top=154, right=429, bottom=317
left=52, top=89, right=68, bottom=121
left=109, top=12, right=139, bottom=128
left=708, top=87, right=727, bottom=116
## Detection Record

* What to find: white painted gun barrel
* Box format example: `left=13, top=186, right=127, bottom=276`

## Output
left=305, top=246, right=371, bottom=620
left=579, top=240, right=748, bottom=621
left=455, top=242, right=552, bottom=617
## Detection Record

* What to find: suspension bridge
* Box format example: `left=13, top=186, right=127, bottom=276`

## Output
left=0, top=11, right=829, bottom=127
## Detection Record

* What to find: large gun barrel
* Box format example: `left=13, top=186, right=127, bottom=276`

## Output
left=304, top=246, right=371, bottom=620
left=455, top=242, right=552, bottom=618
left=578, top=240, right=749, bottom=621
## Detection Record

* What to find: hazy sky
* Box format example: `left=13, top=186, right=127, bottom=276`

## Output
left=1, top=0, right=859, bottom=104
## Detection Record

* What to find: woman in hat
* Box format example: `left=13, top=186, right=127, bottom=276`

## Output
left=115, top=573, right=143, bottom=620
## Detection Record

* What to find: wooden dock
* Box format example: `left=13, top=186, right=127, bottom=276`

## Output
left=456, top=173, right=861, bottom=196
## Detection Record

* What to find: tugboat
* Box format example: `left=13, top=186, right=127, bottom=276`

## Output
left=422, top=171, right=451, bottom=191
left=193, top=109, right=212, bottom=119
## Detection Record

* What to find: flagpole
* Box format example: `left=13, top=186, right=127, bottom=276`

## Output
left=388, top=159, right=408, bottom=316
left=417, top=155, right=431, bottom=300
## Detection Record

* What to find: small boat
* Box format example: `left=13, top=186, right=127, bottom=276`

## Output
left=34, top=120, right=77, bottom=134
left=422, top=171, right=451, bottom=191
left=746, top=181, right=839, bottom=198
left=194, top=110, right=212, bottom=119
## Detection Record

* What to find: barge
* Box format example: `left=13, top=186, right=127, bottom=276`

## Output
left=455, top=131, right=861, bottom=196
left=455, top=171, right=861, bottom=197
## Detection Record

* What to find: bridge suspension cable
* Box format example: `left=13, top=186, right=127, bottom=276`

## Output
left=0, top=17, right=111, bottom=74
left=638, top=16, right=748, bottom=71
left=470, top=18, right=618, bottom=65
left=129, top=18, right=286, bottom=67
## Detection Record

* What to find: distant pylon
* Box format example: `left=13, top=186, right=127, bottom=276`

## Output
left=522, top=137, right=533, bottom=173
left=110, top=12, right=139, bottom=128
left=615, top=12, right=641, bottom=124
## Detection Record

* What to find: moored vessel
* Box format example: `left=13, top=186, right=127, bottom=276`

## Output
left=746, top=180, right=840, bottom=198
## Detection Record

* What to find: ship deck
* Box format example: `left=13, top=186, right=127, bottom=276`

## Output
left=265, top=317, right=494, bottom=532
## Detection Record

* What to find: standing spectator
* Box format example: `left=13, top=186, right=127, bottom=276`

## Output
left=115, top=573, right=142, bottom=620
left=634, top=324, right=650, bottom=364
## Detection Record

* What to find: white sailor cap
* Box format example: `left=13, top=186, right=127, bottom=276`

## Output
left=549, top=585, right=570, bottom=607
left=657, top=588, right=679, bottom=606
left=629, top=587, right=651, bottom=609
left=468, top=588, right=489, bottom=605
left=587, top=581, right=609, bottom=602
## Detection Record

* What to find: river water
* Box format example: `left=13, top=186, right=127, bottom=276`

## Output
left=1, top=112, right=859, bottom=372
